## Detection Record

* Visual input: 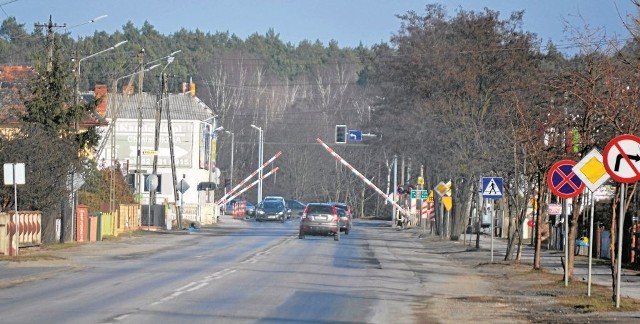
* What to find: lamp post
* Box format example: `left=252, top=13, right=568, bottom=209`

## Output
left=251, top=124, right=264, bottom=203
left=225, top=130, right=234, bottom=188
left=74, top=40, right=128, bottom=101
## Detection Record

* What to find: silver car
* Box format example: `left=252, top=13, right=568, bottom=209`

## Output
left=299, top=203, right=339, bottom=241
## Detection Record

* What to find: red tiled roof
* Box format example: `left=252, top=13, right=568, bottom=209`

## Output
left=0, top=65, right=106, bottom=127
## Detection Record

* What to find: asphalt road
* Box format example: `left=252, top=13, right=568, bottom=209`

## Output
left=0, top=217, right=432, bottom=323
left=2, top=216, right=640, bottom=323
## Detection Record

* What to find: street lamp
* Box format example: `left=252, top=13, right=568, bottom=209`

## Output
left=225, top=130, right=234, bottom=188
left=251, top=124, right=264, bottom=203
left=146, top=50, right=182, bottom=68
left=75, top=40, right=128, bottom=95
left=65, top=14, right=108, bottom=32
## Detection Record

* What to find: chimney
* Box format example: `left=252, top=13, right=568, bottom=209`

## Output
left=95, top=84, right=108, bottom=117
left=122, top=84, right=134, bottom=95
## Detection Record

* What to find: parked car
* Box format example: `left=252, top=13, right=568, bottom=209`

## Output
left=328, top=202, right=352, bottom=235
left=255, top=200, right=289, bottom=222
left=299, top=203, right=339, bottom=241
left=244, top=201, right=256, bottom=217
left=285, top=199, right=307, bottom=218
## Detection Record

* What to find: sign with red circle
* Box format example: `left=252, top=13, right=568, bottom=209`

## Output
left=527, top=219, right=535, bottom=228
left=547, top=160, right=584, bottom=199
left=603, top=134, right=640, bottom=183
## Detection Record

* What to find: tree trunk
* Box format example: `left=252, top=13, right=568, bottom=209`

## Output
left=41, top=207, right=60, bottom=245
left=534, top=171, right=544, bottom=270
left=566, top=196, right=581, bottom=281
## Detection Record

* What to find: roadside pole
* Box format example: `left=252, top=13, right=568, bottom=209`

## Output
left=588, top=191, right=595, bottom=296
left=563, top=198, right=568, bottom=287
left=489, top=199, right=494, bottom=263
left=480, top=177, right=503, bottom=257
left=616, top=184, right=625, bottom=307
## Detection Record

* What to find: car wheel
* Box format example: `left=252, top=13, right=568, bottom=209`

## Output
left=299, top=232, right=305, bottom=239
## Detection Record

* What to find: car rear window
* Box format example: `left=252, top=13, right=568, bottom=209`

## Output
left=307, top=204, right=333, bottom=214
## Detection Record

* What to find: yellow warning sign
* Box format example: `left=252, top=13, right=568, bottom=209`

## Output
left=442, top=196, right=452, bottom=211
left=427, top=190, right=434, bottom=203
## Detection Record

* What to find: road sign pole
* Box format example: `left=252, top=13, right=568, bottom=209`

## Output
left=422, top=200, right=426, bottom=235
left=616, top=183, right=625, bottom=308
left=490, top=199, right=494, bottom=263
left=564, top=198, right=568, bottom=287
left=588, top=191, right=594, bottom=296
left=13, top=164, right=18, bottom=256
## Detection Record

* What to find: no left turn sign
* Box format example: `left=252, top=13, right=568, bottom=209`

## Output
left=603, top=134, right=640, bottom=183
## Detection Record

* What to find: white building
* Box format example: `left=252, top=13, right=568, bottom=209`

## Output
left=95, top=84, right=221, bottom=209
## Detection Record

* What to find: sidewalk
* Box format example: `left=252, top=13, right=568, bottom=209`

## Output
left=0, top=215, right=249, bottom=288
left=416, top=227, right=640, bottom=301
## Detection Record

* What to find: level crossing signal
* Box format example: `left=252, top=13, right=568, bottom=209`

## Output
left=335, top=125, right=347, bottom=143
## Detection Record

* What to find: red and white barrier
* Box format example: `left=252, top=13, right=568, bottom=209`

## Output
left=216, top=151, right=283, bottom=205
left=421, top=202, right=435, bottom=219
left=217, top=167, right=280, bottom=209
left=316, top=138, right=411, bottom=218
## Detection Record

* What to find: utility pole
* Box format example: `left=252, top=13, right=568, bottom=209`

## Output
left=34, top=16, right=65, bottom=72
left=167, top=89, right=182, bottom=228
left=150, top=72, right=167, bottom=226
left=136, top=49, right=145, bottom=226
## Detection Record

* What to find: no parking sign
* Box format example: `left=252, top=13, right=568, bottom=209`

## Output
left=547, top=160, right=584, bottom=199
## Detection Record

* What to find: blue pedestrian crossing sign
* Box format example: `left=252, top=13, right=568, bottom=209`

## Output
left=482, top=177, right=503, bottom=199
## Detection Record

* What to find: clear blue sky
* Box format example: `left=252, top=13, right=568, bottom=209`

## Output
left=1, top=0, right=636, bottom=53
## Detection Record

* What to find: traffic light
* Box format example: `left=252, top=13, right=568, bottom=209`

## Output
left=335, top=125, right=347, bottom=144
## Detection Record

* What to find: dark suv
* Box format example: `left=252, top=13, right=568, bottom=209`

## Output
left=299, top=203, right=339, bottom=241
left=255, top=200, right=289, bottom=222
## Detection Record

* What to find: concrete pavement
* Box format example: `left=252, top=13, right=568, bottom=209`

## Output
left=411, top=225, right=640, bottom=301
